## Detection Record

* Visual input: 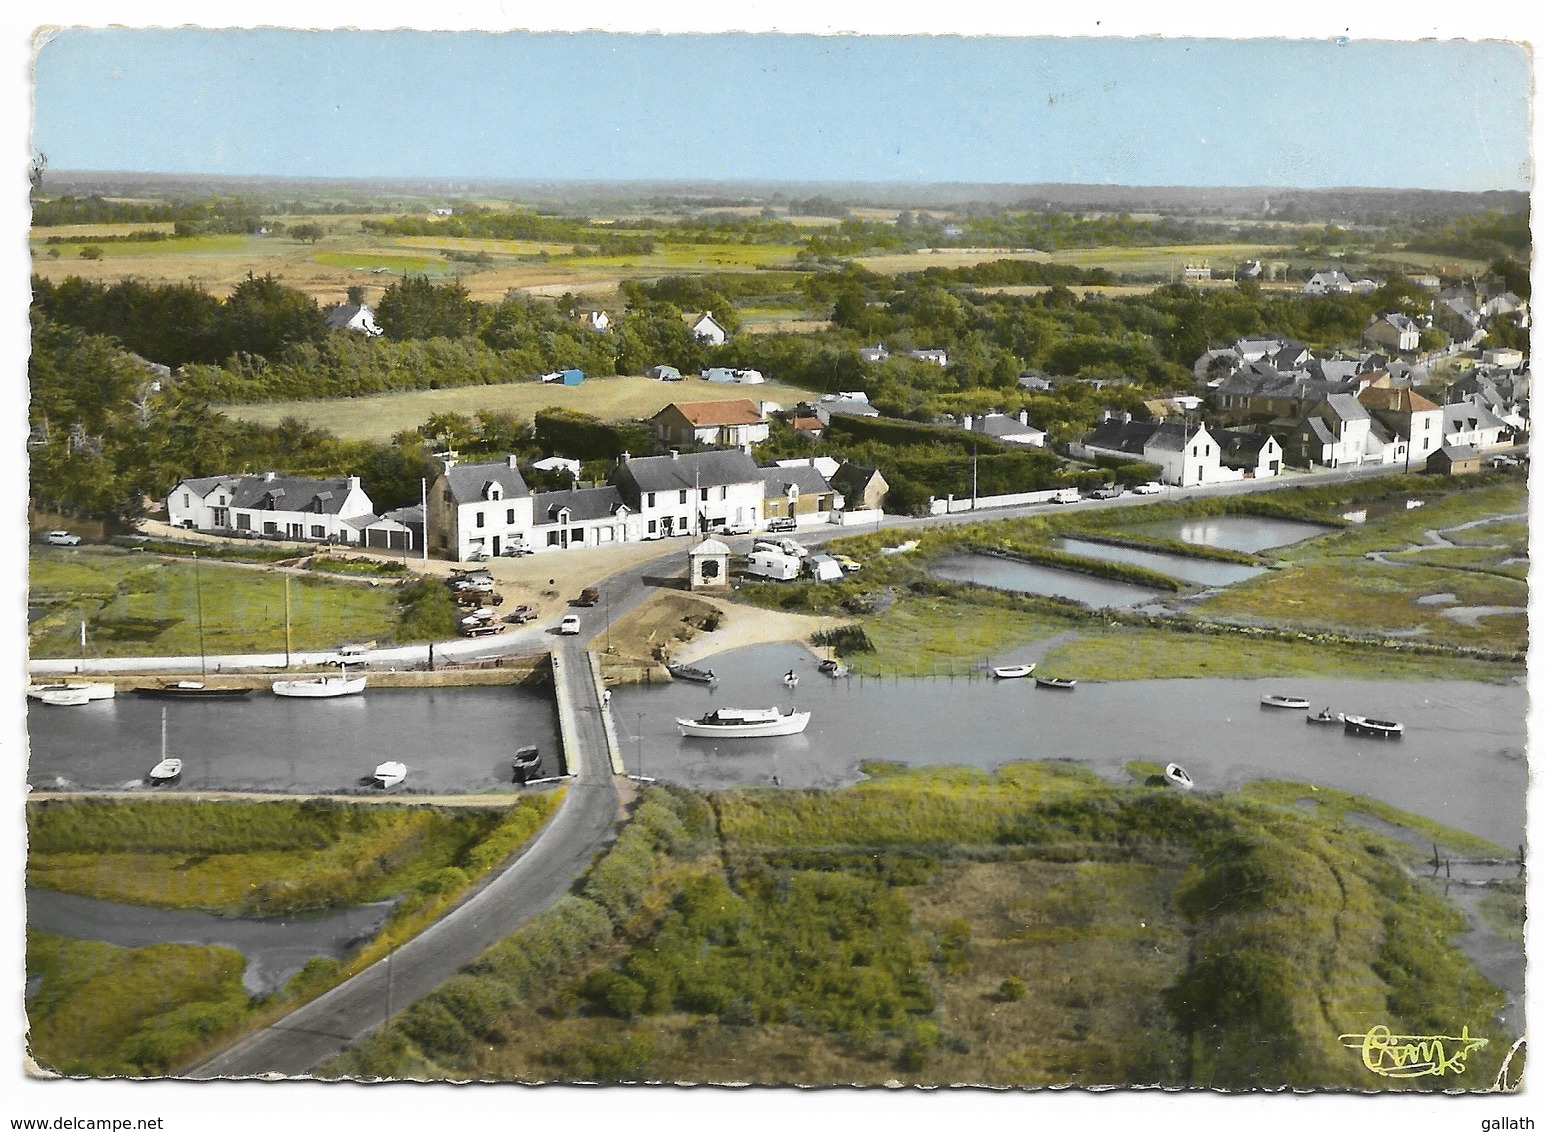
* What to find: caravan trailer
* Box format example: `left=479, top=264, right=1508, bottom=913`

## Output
left=744, top=550, right=802, bottom=581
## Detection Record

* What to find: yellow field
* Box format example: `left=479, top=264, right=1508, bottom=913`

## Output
left=32, top=221, right=178, bottom=238
left=853, top=249, right=1052, bottom=274
left=223, top=373, right=818, bottom=442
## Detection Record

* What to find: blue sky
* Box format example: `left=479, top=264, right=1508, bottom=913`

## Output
left=31, top=30, right=1531, bottom=189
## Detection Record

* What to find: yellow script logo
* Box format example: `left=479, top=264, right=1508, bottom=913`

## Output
left=1339, top=1025, right=1488, bottom=1078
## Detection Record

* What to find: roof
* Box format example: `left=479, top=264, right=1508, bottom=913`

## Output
left=442, top=459, right=530, bottom=505
left=689, top=538, right=731, bottom=556
left=964, top=413, right=1045, bottom=439
left=323, top=303, right=371, bottom=330
left=1442, top=402, right=1508, bottom=433
left=829, top=462, right=884, bottom=495
left=532, top=485, right=627, bottom=524
left=1435, top=444, right=1482, bottom=461
left=654, top=400, right=764, bottom=428
left=1319, top=393, right=1371, bottom=424
left=177, top=472, right=365, bottom=514
left=620, top=449, right=762, bottom=493
left=758, top=466, right=834, bottom=499
left=1358, top=386, right=1440, bottom=414
left=1213, top=428, right=1275, bottom=460
left=1083, top=419, right=1182, bottom=455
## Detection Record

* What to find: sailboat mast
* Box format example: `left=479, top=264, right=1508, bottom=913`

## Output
left=161, top=707, right=167, bottom=761
left=284, top=574, right=292, bottom=668
left=193, top=551, right=207, bottom=679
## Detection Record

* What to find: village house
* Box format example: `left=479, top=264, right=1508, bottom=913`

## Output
left=812, top=393, right=881, bottom=426
left=529, top=485, right=634, bottom=551
left=427, top=455, right=537, bottom=561
left=1357, top=386, right=1443, bottom=467
left=1441, top=402, right=1510, bottom=451
left=1362, top=313, right=1422, bottom=353
left=580, top=310, right=610, bottom=333
left=612, top=449, right=766, bottom=540
left=650, top=400, right=770, bottom=449
left=907, top=348, right=949, bottom=367
left=857, top=344, right=890, bottom=363
left=759, top=464, right=843, bottom=527
left=829, top=462, right=889, bottom=511
left=1426, top=445, right=1483, bottom=475
left=166, top=472, right=378, bottom=543
left=322, top=297, right=383, bottom=337
left=1074, top=415, right=1228, bottom=487
left=1212, top=429, right=1283, bottom=478
left=1302, top=270, right=1353, bottom=295
left=958, top=411, right=1047, bottom=447
left=685, top=312, right=728, bottom=346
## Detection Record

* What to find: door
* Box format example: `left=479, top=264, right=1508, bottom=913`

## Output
left=493, top=535, right=501, bottom=557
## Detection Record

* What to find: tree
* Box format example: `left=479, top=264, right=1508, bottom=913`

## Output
left=78, top=245, right=103, bottom=260
left=290, top=223, right=325, bottom=244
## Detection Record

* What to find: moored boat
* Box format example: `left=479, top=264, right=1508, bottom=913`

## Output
left=148, top=757, right=182, bottom=783
left=512, top=745, right=542, bottom=783
left=1035, top=676, right=1077, bottom=690
left=37, top=687, right=92, bottom=706
left=1343, top=715, right=1404, bottom=738
left=272, top=671, right=367, bottom=698
left=677, top=707, right=811, bottom=738
left=374, top=761, right=408, bottom=787
left=1307, top=708, right=1344, bottom=725
left=1261, top=694, right=1312, bottom=709
left=817, top=659, right=850, bottom=678
left=992, top=664, right=1036, bottom=679
left=130, top=682, right=252, bottom=700
left=27, top=682, right=115, bottom=701
left=667, top=663, right=718, bottom=684
left=1163, top=762, right=1194, bottom=791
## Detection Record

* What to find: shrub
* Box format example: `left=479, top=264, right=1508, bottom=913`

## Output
left=999, top=976, right=1028, bottom=1002
left=581, top=970, right=648, bottom=1019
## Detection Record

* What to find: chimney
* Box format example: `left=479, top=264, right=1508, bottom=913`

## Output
left=670, top=450, right=680, bottom=460
left=1121, top=412, right=1132, bottom=424
left=1018, top=410, right=1028, bottom=425
left=507, top=454, right=519, bottom=469
left=962, top=414, right=973, bottom=432
left=346, top=475, right=360, bottom=491
left=264, top=471, right=277, bottom=482
left=619, top=451, right=630, bottom=465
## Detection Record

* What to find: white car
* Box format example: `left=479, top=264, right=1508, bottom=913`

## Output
left=558, top=615, right=582, bottom=635
left=44, top=530, right=81, bottom=546
left=1131, top=482, right=1165, bottom=495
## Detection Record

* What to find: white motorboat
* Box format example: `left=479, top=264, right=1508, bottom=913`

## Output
left=1343, top=715, right=1404, bottom=739
left=1261, top=694, right=1312, bottom=709
left=783, top=670, right=800, bottom=688
left=677, top=707, right=812, bottom=738
left=273, top=671, right=367, bottom=698
left=374, top=761, right=408, bottom=787
left=27, top=682, right=115, bottom=701
left=1163, top=763, right=1194, bottom=791
left=1306, top=708, right=1344, bottom=725
left=817, top=659, right=850, bottom=678
left=36, top=687, right=92, bottom=706
left=148, top=757, right=183, bottom=783
left=992, top=664, right=1036, bottom=679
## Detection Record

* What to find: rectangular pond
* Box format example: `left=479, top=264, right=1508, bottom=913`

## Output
left=929, top=552, right=1168, bottom=609
left=1056, top=538, right=1264, bottom=587
left=1125, top=515, right=1334, bottom=554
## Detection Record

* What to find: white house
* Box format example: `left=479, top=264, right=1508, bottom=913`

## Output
left=959, top=411, right=1047, bottom=448
left=1362, top=313, right=1421, bottom=353
left=908, top=348, right=949, bottom=367
left=580, top=310, right=610, bottom=333
left=322, top=302, right=383, bottom=337
left=686, top=312, right=728, bottom=346
left=613, top=449, right=766, bottom=539
left=529, top=486, right=636, bottom=551
left=427, top=455, right=536, bottom=561
left=1075, top=416, right=1229, bottom=487
left=1441, top=402, right=1509, bottom=451
left=166, top=472, right=376, bottom=542
left=1303, top=271, right=1354, bottom=296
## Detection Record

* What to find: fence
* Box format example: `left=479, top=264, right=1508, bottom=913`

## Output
left=928, top=489, right=1063, bottom=516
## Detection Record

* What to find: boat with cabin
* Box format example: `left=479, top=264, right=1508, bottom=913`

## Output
left=667, top=663, right=718, bottom=684
left=27, top=682, right=115, bottom=702
left=677, top=707, right=811, bottom=738
left=1261, top=694, right=1312, bottom=709
left=1343, top=715, right=1404, bottom=739
left=273, top=664, right=367, bottom=699
left=992, top=664, right=1036, bottom=680
left=1163, top=763, right=1194, bottom=791
left=1035, top=676, right=1077, bottom=690
left=374, top=761, right=408, bottom=788
left=1307, top=708, right=1344, bottom=725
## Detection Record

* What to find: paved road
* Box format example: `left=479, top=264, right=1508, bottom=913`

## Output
left=184, top=640, right=620, bottom=1079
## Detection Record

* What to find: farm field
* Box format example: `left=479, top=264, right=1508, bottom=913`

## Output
left=223, top=372, right=819, bottom=442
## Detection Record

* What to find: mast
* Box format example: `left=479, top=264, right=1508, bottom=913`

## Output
left=193, top=551, right=207, bottom=679
left=284, top=574, right=292, bottom=668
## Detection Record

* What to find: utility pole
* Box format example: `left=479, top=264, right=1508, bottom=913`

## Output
left=283, top=574, right=292, bottom=668
left=193, top=551, right=206, bottom=679
left=420, top=477, right=429, bottom=564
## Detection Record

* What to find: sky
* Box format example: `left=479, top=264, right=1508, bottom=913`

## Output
left=29, top=29, right=1533, bottom=190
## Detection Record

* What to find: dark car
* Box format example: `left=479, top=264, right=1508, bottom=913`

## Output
left=1090, top=484, right=1125, bottom=500
left=573, top=587, right=600, bottom=607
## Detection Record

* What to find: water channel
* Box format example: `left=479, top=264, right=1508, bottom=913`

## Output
left=1125, top=515, right=1335, bottom=554
left=1056, top=538, right=1264, bottom=587
left=930, top=553, right=1168, bottom=608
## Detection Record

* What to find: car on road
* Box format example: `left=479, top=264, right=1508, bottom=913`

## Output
left=1050, top=488, right=1081, bottom=504
left=1090, top=484, right=1124, bottom=500
left=558, top=615, right=582, bottom=635
left=44, top=530, right=81, bottom=546
left=764, top=516, right=797, bottom=533
left=1131, top=482, right=1165, bottom=495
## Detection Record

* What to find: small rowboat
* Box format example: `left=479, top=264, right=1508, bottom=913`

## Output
left=1261, top=694, right=1312, bottom=709
left=1035, top=676, right=1077, bottom=690
left=36, top=687, right=92, bottom=706
left=783, top=670, right=800, bottom=688
left=27, top=682, right=115, bottom=702
left=148, top=758, right=182, bottom=783
left=1306, top=708, right=1344, bottom=725
left=1163, top=763, right=1194, bottom=791
left=512, top=745, right=541, bottom=783
left=667, top=663, right=718, bottom=684
left=374, top=761, right=408, bottom=788
left=1344, top=715, right=1404, bottom=739
left=817, top=659, right=850, bottom=678
left=992, top=664, right=1036, bottom=679
left=130, top=682, right=252, bottom=700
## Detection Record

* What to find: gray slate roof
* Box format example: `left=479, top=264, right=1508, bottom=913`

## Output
left=181, top=473, right=364, bottom=514
left=758, top=466, right=834, bottom=500
left=533, top=486, right=627, bottom=524
left=443, top=460, right=530, bottom=505
left=620, top=449, right=762, bottom=494
left=1084, top=419, right=1191, bottom=455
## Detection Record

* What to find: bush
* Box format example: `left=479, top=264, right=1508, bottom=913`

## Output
left=581, top=970, right=648, bottom=1018
left=999, top=976, right=1028, bottom=1002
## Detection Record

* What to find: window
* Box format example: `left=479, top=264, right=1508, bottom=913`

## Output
left=310, top=525, right=324, bottom=538
left=1192, top=445, right=1198, bottom=457
left=475, top=511, right=485, bottom=528
left=236, top=513, right=251, bottom=531
left=264, top=521, right=278, bottom=535
left=647, top=520, right=657, bottom=534
left=1205, top=445, right=1211, bottom=457
left=219, top=495, right=226, bottom=506
left=647, top=492, right=656, bottom=508
left=719, top=486, right=727, bottom=500
left=507, top=508, right=515, bottom=524
left=700, top=488, right=709, bottom=502
left=182, top=493, right=190, bottom=508
left=679, top=490, right=688, bottom=505
left=547, top=531, right=561, bottom=546
left=572, top=529, right=585, bottom=544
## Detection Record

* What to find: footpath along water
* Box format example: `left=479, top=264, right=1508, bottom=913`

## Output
left=612, top=641, right=1527, bottom=850
left=25, top=685, right=562, bottom=794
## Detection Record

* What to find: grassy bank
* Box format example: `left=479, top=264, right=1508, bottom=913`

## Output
left=324, top=764, right=1514, bottom=1089
left=841, top=595, right=1071, bottom=676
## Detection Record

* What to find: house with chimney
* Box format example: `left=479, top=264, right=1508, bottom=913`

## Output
left=427, top=455, right=537, bottom=561
left=1357, top=386, right=1443, bottom=467
left=1074, top=414, right=1227, bottom=487
left=685, top=312, right=729, bottom=345
left=1362, top=313, right=1422, bottom=353
left=759, top=464, right=843, bottom=527
left=612, top=449, right=767, bottom=539
left=958, top=410, right=1047, bottom=448
left=650, top=399, right=770, bottom=449
left=165, top=472, right=377, bottom=543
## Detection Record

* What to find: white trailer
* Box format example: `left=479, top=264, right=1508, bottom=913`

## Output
left=744, top=550, right=803, bottom=580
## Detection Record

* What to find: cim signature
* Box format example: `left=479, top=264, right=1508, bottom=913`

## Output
left=1339, top=1025, right=1488, bottom=1079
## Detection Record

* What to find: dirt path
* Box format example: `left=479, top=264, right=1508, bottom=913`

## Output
left=669, top=595, right=845, bottom=664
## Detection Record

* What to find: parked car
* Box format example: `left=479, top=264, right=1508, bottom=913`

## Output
left=462, top=622, right=506, bottom=638
left=1131, top=482, right=1165, bottom=495
left=832, top=554, right=863, bottom=574
left=558, top=615, right=582, bottom=635
left=44, top=530, right=81, bottom=546
left=754, top=536, right=807, bottom=558
left=1090, top=484, right=1124, bottom=500
left=573, top=587, right=600, bottom=607
left=1050, top=488, right=1081, bottom=504
left=764, top=516, right=797, bottom=533
left=503, top=603, right=538, bottom=624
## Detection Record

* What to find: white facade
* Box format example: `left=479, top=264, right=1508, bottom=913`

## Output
left=428, top=456, right=537, bottom=561
left=166, top=473, right=376, bottom=543
left=688, top=313, right=728, bottom=345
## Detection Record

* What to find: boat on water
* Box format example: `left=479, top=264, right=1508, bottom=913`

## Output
left=27, top=682, right=115, bottom=702
left=1261, top=694, right=1312, bottom=709
left=1034, top=676, right=1077, bottom=690
left=677, top=707, right=811, bottom=738
left=36, top=687, right=92, bottom=706
left=272, top=668, right=367, bottom=698
left=1344, top=715, right=1404, bottom=739
left=992, top=664, right=1036, bottom=679
left=147, top=709, right=180, bottom=783
left=1163, top=763, right=1194, bottom=791
left=782, top=670, right=800, bottom=688
left=667, top=663, right=718, bottom=684
left=130, top=681, right=253, bottom=699
left=374, top=761, right=408, bottom=788
left=817, top=659, right=850, bottom=678
left=1307, top=708, right=1344, bottom=725
left=512, top=745, right=542, bottom=783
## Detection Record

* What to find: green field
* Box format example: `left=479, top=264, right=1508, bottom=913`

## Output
left=223, top=372, right=819, bottom=442
left=29, top=546, right=403, bottom=658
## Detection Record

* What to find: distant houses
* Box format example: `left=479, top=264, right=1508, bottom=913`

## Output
left=323, top=299, right=383, bottom=337
left=958, top=410, right=1047, bottom=448
left=1073, top=414, right=1231, bottom=487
